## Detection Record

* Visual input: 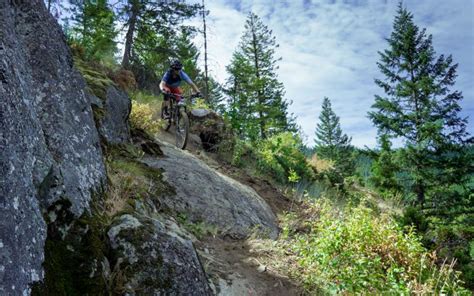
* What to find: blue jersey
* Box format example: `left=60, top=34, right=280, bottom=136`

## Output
left=162, top=69, right=192, bottom=88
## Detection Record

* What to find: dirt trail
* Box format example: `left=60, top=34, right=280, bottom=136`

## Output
left=196, top=237, right=300, bottom=296
left=156, top=130, right=303, bottom=295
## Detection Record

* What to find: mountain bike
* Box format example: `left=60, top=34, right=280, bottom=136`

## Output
left=161, top=92, right=200, bottom=149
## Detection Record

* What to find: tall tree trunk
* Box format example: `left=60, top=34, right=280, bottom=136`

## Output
left=410, top=65, right=425, bottom=208
left=202, top=0, right=210, bottom=103
left=416, top=182, right=425, bottom=209
left=250, top=16, right=266, bottom=139
left=122, top=1, right=139, bottom=69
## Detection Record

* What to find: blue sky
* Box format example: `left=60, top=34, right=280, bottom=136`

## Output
left=192, top=0, right=474, bottom=148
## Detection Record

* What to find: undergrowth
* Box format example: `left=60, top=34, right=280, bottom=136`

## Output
left=270, top=199, right=471, bottom=295
left=129, top=91, right=165, bottom=135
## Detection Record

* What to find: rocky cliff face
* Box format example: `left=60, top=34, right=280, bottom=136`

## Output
left=0, top=1, right=106, bottom=294
left=1, top=2, right=280, bottom=295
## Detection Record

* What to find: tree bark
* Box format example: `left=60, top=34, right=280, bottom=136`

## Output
left=250, top=15, right=266, bottom=139
left=122, top=1, right=139, bottom=69
left=202, top=0, right=209, bottom=103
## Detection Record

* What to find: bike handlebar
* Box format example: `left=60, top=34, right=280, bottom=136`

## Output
left=164, top=92, right=201, bottom=99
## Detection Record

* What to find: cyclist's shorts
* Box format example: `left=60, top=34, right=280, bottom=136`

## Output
left=163, top=86, right=182, bottom=101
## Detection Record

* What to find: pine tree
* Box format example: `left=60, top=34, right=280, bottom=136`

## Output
left=69, top=0, right=117, bottom=61
left=207, top=77, right=225, bottom=113
left=118, top=0, right=201, bottom=69
left=174, top=28, right=202, bottom=90
left=225, top=12, right=295, bottom=141
left=368, top=3, right=472, bottom=211
left=314, top=97, right=352, bottom=162
left=226, top=51, right=257, bottom=138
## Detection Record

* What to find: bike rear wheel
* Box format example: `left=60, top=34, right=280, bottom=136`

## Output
left=175, top=109, right=189, bottom=149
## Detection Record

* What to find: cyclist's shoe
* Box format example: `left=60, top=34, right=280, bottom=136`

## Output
left=162, top=107, right=170, bottom=119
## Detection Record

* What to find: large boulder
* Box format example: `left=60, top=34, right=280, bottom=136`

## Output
left=189, top=109, right=230, bottom=152
left=108, top=214, right=212, bottom=295
left=142, top=140, right=279, bottom=239
left=0, top=1, right=106, bottom=294
left=95, top=86, right=132, bottom=145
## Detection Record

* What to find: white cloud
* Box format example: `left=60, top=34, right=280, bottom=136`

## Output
left=193, top=0, right=473, bottom=148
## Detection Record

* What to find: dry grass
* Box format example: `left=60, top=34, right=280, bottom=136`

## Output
left=106, top=170, right=138, bottom=216
left=105, top=159, right=161, bottom=217
left=308, top=154, right=334, bottom=173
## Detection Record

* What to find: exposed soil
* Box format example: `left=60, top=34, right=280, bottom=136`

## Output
left=156, top=130, right=303, bottom=295
left=196, top=237, right=301, bottom=296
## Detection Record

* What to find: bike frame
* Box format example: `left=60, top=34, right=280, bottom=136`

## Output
left=162, top=93, right=199, bottom=149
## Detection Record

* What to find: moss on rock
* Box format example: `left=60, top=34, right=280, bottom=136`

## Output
left=74, top=58, right=115, bottom=101
left=31, top=198, right=110, bottom=295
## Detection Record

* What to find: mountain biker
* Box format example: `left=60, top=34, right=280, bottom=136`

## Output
left=160, top=60, right=201, bottom=119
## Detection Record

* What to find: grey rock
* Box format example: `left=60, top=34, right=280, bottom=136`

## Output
left=108, top=214, right=212, bottom=295
left=97, top=86, right=131, bottom=145
left=89, top=92, right=104, bottom=110
left=190, top=108, right=211, bottom=117
left=189, top=109, right=229, bottom=152
left=0, top=1, right=106, bottom=294
left=142, top=140, right=279, bottom=239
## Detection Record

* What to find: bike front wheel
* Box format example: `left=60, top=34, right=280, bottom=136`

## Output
left=175, top=109, right=189, bottom=149
left=161, top=103, right=172, bottom=131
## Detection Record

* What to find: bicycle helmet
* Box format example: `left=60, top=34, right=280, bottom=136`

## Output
left=170, top=60, right=183, bottom=70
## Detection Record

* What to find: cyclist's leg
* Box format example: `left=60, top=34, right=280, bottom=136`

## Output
left=162, top=92, right=171, bottom=119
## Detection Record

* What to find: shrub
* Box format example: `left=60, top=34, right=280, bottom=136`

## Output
left=399, top=206, right=429, bottom=232
left=191, top=98, right=211, bottom=110
left=231, top=138, right=251, bottom=167
left=283, top=199, right=469, bottom=294
left=129, top=100, right=162, bottom=135
left=256, top=132, right=315, bottom=184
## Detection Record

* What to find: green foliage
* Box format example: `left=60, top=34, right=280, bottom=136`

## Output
left=68, top=0, right=117, bottom=61
left=256, top=132, right=314, bottom=184
left=230, top=138, right=251, bottom=167
left=314, top=97, right=354, bottom=176
left=417, top=214, right=474, bottom=290
left=174, top=28, right=202, bottom=90
left=353, top=150, right=374, bottom=186
left=118, top=0, right=201, bottom=68
left=370, top=134, right=402, bottom=195
left=129, top=90, right=163, bottom=134
left=283, top=199, right=470, bottom=294
left=191, top=98, right=211, bottom=110
left=368, top=3, right=472, bottom=211
left=399, top=206, right=429, bottom=232
left=314, top=97, right=351, bottom=157
left=225, top=13, right=296, bottom=141
left=206, top=77, right=226, bottom=113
